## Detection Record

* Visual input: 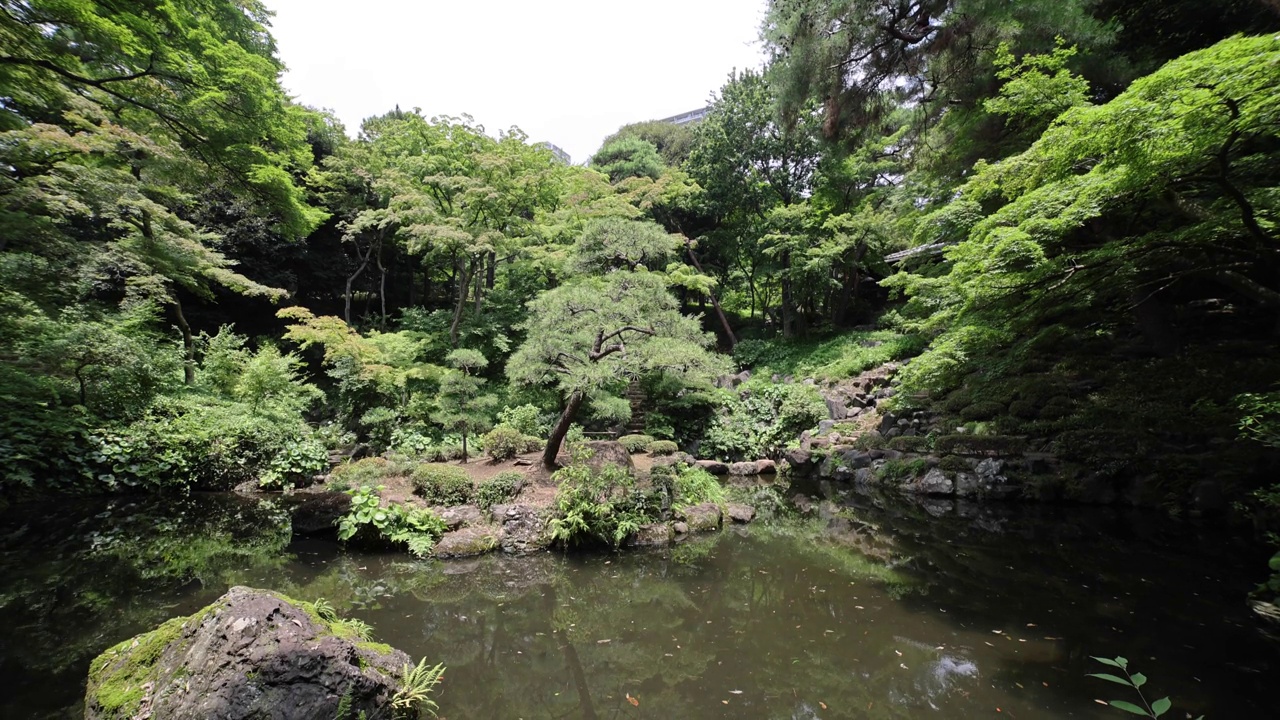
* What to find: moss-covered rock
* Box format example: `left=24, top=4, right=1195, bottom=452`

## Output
left=85, top=586, right=414, bottom=720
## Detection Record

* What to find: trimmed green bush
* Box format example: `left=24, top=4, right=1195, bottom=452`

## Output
left=887, top=435, right=930, bottom=453
left=618, top=434, right=656, bottom=453
left=476, top=471, right=525, bottom=510
left=646, top=440, right=679, bottom=456
left=938, top=455, right=972, bottom=473
left=960, top=401, right=1005, bottom=421
left=411, top=464, right=473, bottom=506
left=329, top=457, right=398, bottom=491
left=481, top=426, right=525, bottom=461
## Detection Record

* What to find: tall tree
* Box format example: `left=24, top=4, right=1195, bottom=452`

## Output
left=507, top=271, right=728, bottom=469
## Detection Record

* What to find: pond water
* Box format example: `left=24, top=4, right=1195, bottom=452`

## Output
left=0, top=488, right=1275, bottom=719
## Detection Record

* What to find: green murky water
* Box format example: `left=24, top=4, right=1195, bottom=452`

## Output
left=0, top=490, right=1275, bottom=718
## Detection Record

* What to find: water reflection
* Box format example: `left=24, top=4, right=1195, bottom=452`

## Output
left=0, top=490, right=1276, bottom=719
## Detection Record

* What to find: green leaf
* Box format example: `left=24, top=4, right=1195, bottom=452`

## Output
left=1150, top=697, right=1171, bottom=717
left=1087, top=673, right=1133, bottom=687
left=1109, top=700, right=1150, bottom=716
left=1091, top=656, right=1126, bottom=669
left=1130, top=672, right=1146, bottom=688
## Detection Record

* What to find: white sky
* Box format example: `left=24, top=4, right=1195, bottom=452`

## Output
left=263, top=0, right=768, bottom=164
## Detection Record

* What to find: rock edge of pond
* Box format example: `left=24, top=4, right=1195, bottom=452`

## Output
left=85, top=586, right=412, bottom=720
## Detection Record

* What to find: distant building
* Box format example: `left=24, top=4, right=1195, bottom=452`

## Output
left=538, top=142, right=571, bottom=165
left=657, top=107, right=710, bottom=126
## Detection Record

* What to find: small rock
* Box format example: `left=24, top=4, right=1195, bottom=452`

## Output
left=439, top=505, right=484, bottom=530
left=726, top=504, right=756, bottom=523
left=694, top=459, right=729, bottom=475
left=680, top=502, right=722, bottom=532
left=673, top=522, right=690, bottom=534
left=434, top=526, right=500, bottom=558
left=626, top=523, right=673, bottom=547
left=755, top=459, right=777, bottom=474
left=728, top=461, right=760, bottom=476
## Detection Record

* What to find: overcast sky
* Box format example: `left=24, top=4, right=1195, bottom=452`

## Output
left=263, top=0, right=768, bottom=164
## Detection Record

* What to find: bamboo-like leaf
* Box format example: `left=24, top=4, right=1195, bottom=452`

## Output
left=1091, top=656, right=1125, bottom=669
left=1087, top=673, right=1133, bottom=687
left=1151, top=697, right=1171, bottom=717
left=1130, top=672, right=1146, bottom=688
left=1109, top=700, right=1150, bottom=715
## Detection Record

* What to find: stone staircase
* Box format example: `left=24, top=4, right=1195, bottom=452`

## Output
left=625, top=381, right=649, bottom=434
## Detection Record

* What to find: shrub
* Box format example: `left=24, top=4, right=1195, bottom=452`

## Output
left=329, top=457, right=398, bottom=491
left=547, top=462, right=657, bottom=548
left=646, top=440, right=679, bottom=456
left=476, top=471, right=525, bottom=510
left=411, top=463, right=473, bottom=506
left=673, top=465, right=725, bottom=508
left=876, top=458, right=929, bottom=482
left=259, top=436, right=328, bottom=491
left=887, top=435, right=930, bottom=453
left=519, top=434, right=543, bottom=453
left=496, top=404, right=551, bottom=437
left=960, top=401, right=1005, bottom=421
left=619, top=434, right=655, bottom=453
left=700, top=382, right=827, bottom=461
left=337, top=485, right=447, bottom=558
left=938, top=455, right=972, bottom=473
left=481, top=426, right=526, bottom=461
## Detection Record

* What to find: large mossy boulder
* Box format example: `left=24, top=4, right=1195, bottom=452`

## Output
left=85, top=586, right=412, bottom=720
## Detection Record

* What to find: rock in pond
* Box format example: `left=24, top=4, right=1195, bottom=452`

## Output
left=694, top=459, right=729, bottom=475
left=680, top=502, right=722, bottom=532
left=726, top=504, right=756, bottom=523
left=626, top=522, right=673, bottom=547
left=85, top=586, right=412, bottom=720
left=433, top=526, right=500, bottom=558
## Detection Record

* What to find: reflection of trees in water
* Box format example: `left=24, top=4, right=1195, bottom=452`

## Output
left=0, top=495, right=293, bottom=718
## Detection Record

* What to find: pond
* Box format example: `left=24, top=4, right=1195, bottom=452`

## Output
left=0, top=488, right=1275, bottom=719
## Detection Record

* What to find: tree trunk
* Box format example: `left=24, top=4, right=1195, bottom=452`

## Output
left=543, top=391, right=585, bottom=470
left=486, top=250, right=496, bottom=289
left=376, top=242, right=387, bottom=327
left=686, top=243, right=737, bottom=349
left=344, top=242, right=374, bottom=324
left=449, top=258, right=470, bottom=347
left=461, top=432, right=469, bottom=464
left=781, top=251, right=796, bottom=338
left=171, top=292, right=196, bottom=386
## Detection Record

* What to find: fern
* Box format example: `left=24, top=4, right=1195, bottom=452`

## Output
left=391, top=659, right=446, bottom=718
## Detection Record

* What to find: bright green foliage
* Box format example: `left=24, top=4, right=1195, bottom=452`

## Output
left=258, top=437, right=328, bottom=491
left=618, top=434, right=656, bottom=454
left=480, top=426, right=533, bottom=461
left=507, top=270, right=728, bottom=466
left=430, top=349, right=497, bottom=462
left=410, top=464, right=474, bottom=506
left=591, top=136, right=664, bottom=183
left=701, top=382, right=828, bottom=461
left=599, top=120, right=697, bottom=165
left=732, top=330, right=925, bottom=379
left=391, top=658, right=446, bottom=718
left=547, top=463, right=656, bottom=549
left=570, top=218, right=682, bottom=274
left=983, top=40, right=1091, bottom=129
left=337, top=485, right=447, bottom=558
left=328, top=458, right=402, bottom=492
left=646, top=440, right=679, bottom=456
left=672, top=465, right=725, bottom=509
left=1237, top=391, right=1280, bottom=449
left=1087, top=656, right=1199, bottom=719
left=495, top=404, right=552, bottom=437
left=889, top=34, right=1280, bottom=400
left=475, top=471, right=525, bottom=511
